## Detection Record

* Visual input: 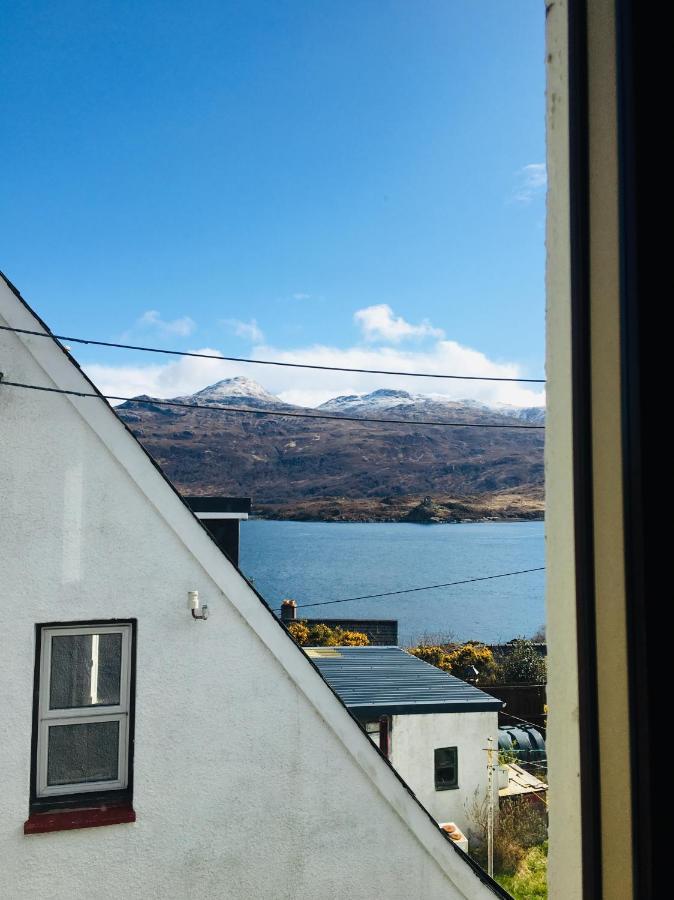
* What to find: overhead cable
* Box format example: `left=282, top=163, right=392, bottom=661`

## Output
left=0, top=380, right=545, bottom=430
left=274, top=566, right=546, bottom=610
left=0, top=324, right=546, bottom=383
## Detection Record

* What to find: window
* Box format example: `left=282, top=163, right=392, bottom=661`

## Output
left=364, top=720, right=380, bottom=741
left=31, top=622, right=135, bottom=810
left=434, top=747, right=458, bottom=791
left=362, top=717, right=391, bottom=756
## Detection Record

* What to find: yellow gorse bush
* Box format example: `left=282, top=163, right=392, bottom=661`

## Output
left=287, top=620, right=370, bottom=647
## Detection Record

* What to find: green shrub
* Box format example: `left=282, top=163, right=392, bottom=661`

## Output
left=467, top=790, right=548, bottom=876
left=496, top=842, right=548, bottom=899
left=497, top=639, right=547, bottom=684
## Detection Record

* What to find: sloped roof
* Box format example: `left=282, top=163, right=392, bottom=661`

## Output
left=306, top=646, right=503, bottom=716
left=0, top=271, right=507, bottom=898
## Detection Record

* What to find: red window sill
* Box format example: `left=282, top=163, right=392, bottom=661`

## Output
left=24, top=804, right=135, bottom=835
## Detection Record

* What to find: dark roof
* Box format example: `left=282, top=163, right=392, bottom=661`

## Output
left=302, top=619, right=398, bottom=646
left=185, top=496, right=251, bottom=514
left=306, top=646, right=503, bottom=717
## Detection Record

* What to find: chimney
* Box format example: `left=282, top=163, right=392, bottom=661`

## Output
left=281, top=599, right=297, bottom=622
left=185, top=496, right=251, bottom=567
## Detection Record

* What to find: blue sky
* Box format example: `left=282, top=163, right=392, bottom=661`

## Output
left=1, top=1, right=546, bottom=408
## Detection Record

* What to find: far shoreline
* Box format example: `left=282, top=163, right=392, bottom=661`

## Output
left=249, top=489, right=545, bottom=526
left=249, top=514, right=545, bottom=525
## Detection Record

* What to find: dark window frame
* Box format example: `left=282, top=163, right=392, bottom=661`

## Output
left=29, top=619, right=137, bottom=814
left=434, top=746, right=459, bottom=791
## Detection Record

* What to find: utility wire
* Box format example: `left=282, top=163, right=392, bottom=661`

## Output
left=0, top=324, right=546, bottom=384
left=275, top=566, right=545, bottom=611
left=0, top=380, right=546, bottom=430
left=499, top=710, right=547, bottom=731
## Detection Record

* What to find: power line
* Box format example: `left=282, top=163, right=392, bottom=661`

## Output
left=276, top=566, right=546, bottom=610
left=0, top=379, right=546, bottom=430
left=499, top=710, right=547, bottom=731
left=0, top=324, right=546, bottom=383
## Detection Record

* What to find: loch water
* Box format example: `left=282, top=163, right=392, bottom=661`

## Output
left=240, top=519, right=545, bottom=645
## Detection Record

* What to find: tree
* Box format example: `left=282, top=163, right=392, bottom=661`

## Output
left=498, top=639, right=547, bottom=684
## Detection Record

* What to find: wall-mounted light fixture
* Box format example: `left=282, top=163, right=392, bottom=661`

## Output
left=188, top=590, right=209, bottom=620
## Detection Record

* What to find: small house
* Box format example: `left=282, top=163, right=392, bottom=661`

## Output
left=306, top=645, right=503, bottom=835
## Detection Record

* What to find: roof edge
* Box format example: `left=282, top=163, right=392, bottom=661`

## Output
left=0, top=271, right=507, bottom=898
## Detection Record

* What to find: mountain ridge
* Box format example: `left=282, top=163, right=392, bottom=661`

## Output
left=116, top=376, right=545, bottom=519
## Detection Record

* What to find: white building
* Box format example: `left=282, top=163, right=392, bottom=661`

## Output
left=307, top=646, right=501, bottom=835
left=0, top=273, right=505, bottom=899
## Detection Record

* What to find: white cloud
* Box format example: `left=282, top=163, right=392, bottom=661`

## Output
left=354, top=304, right=445, bottom=343
left=292, top=293, right=312, bottom=301
left=264, top=341, right=544, bottom=408
left=137, top=309, right=196, bottom=337
left=86, top=348, right=240, bottom=402
left=83, top=338, right=545, bottom=410
left=512, top=163, right=547, bottom=204
left=221, top=318, right=265, bottom=343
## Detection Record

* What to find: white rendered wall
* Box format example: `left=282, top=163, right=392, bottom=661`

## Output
left=390, top=711, right=498, bottom=834
left=0, top=288, right=499, bottom=900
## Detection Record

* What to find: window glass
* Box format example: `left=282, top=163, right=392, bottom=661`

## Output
left=434, top=746, right=458, bottom=790
left=35, top=623, right=132, bottom=801
left=50, top=632, right=122, bottom=709
left=47, top=721, right=120, bottom=786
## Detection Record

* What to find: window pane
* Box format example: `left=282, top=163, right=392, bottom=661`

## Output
left=47, top=721, right=120, bottom=785
left=435, top=747, right=458, bottom=789
left=50, top=632, right=122, bottom=709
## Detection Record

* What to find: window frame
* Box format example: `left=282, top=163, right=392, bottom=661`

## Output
left=434, top=746, right=459, bottom=791
left=30, top=619, right=137, bottom=813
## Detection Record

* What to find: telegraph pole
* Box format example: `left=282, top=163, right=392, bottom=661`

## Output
left=487, top=736, right=495, bottom=878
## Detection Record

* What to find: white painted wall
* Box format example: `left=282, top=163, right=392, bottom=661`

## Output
left=0, top=282, right=500, bottom=900
left=390, top=711, right=499, bottom=835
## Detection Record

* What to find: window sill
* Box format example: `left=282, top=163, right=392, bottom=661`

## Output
left=24, top=804, right=135, bottom=834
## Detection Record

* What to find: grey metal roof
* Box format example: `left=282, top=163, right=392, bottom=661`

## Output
left=306, top=646, right=503, bottom=717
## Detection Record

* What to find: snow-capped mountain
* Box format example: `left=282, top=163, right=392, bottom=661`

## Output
left=122, top=377, right=544, bottom=422
left=493, top=405, right=546, bottom=425
left=319, top=389, right=418, bottom=412
left=117, top=376, right=545, bottom=511
left=318, top=388, right=545, bottom=421
left=178, top=377, right=289, bottom=409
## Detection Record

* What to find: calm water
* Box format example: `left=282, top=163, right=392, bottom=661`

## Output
left=240, top=520, right=545, bottom=645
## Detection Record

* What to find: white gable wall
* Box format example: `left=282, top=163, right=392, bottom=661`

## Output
left=390, top=711, right=498, bottom=836
left=0, top=283, right=499, bottom=899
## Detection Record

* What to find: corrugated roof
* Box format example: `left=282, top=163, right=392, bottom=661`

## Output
left=306, top=646, right=503, bottom=717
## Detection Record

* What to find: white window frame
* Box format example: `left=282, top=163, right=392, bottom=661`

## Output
left=36, top=624, right=132, bottom=798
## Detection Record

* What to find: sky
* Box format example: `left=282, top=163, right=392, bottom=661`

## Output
left=1, top=1, right=546, bottom=409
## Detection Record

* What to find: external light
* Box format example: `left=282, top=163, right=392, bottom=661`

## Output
left=188, top=590, right=209, bottom=621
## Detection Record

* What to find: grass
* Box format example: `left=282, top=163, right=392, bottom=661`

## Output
left=495, top=841, right=548, bottom=899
